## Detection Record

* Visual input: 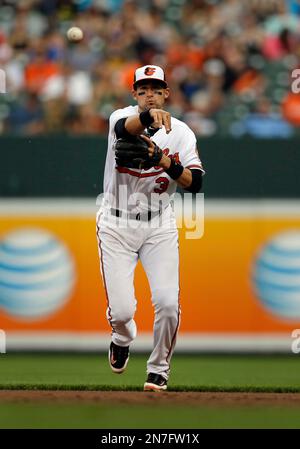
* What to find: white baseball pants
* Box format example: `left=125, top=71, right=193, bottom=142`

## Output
left=96, top=206, right=180, bottom=380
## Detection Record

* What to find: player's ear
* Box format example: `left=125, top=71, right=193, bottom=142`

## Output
left=132, top=89, right=137, bottom=101
left=164, top=88, right=170, bottom=100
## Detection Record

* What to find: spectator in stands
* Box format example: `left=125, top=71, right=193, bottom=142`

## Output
left=231, top=97, right=294, bottom=138
left=0, top=0, right=299, bottom=137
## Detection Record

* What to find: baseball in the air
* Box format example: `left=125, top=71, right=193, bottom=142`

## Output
left=67, top=27, right=83, bottom=42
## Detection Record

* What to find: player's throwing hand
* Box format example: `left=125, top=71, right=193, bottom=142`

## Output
left=148, top=109, right=171, bottom=134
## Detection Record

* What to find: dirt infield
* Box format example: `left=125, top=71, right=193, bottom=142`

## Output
left=1, top=390, right=300, bottom=407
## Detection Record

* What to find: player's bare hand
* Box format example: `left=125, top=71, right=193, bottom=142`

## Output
left=149, top=109, right=171, bottom=134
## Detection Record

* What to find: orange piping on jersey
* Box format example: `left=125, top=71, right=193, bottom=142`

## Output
left=96, top=223, right=113, bottom=329
left=186, top=165, right=203, bottom=170
left=116, top=167, right=165, bottom=177
left=166, top=236, right=181, bottom=369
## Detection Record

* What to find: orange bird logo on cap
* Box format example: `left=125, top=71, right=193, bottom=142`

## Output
left=144, top=67, right=156, bottom=76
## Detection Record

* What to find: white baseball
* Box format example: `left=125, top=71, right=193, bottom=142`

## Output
left=67, top=27, right=83, bottom=42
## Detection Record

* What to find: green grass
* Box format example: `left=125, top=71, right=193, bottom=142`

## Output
left=0, top=403, right=300, bottom=429
left=1, top=353, right=300, bottom=391
left=1, top=353, right=300, bottom=428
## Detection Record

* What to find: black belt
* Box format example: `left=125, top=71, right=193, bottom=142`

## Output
left=110, top=208, right=162, bottom=221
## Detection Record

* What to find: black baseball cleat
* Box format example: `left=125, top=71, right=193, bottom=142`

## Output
left=108, top=342, right=129, bottom=374
left=144, top=373, right=168, bottom=391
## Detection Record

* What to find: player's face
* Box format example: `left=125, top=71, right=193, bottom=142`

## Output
left=133, top=82, right=170, bottom=112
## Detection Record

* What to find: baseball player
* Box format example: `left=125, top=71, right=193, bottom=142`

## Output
left=96, top=65, right=204, bottom=391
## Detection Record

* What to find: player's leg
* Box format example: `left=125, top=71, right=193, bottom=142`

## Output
left=139, top=227, right=180, bottom=389
left=96, top=223, right=139, bottom=372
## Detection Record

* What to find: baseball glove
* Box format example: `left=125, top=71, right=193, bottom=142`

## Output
left=114, top=135, right=163, bottom=170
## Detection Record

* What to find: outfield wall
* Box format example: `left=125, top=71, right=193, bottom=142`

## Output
left=1, top=136, right=300, bottom=198
left=1, top=198, right=300, bottom=352
left=1, top=136, right=299, bottom=351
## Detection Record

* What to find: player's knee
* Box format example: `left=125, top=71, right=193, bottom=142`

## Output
left=161, top=303, right=179, bottom=320
left=110, top=305, right=135, bottom=325
left=152, top=289, right=179, bottom=319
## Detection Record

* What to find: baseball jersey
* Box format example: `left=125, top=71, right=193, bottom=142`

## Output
left=101, top=105, right=204, bottom=213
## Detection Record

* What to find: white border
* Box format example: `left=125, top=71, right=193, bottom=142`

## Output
left=5, top=332, right=294, bottom=353
left=0, top=198, right=300, bottom=217
left=0, top=198, right=97, bottom=216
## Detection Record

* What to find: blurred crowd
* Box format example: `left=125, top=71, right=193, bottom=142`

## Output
left=1, top=0, right=300, bottom=137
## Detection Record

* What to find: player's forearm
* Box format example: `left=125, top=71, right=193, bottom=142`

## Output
left=160, top=156, right=202, bottom=192
left=125, top=109, right=171, bottom=135
left=176, top=169, right=193, bottom=188
left=125, top=115, right=146, bottom=135
left=159, top=155, right=192, bottom=188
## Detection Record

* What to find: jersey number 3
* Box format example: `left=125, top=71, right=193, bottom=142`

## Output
left=154, top=177, right=169, bottom=194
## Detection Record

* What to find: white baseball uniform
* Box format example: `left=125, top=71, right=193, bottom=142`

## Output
left=96, top=105, right=204, bottom=380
